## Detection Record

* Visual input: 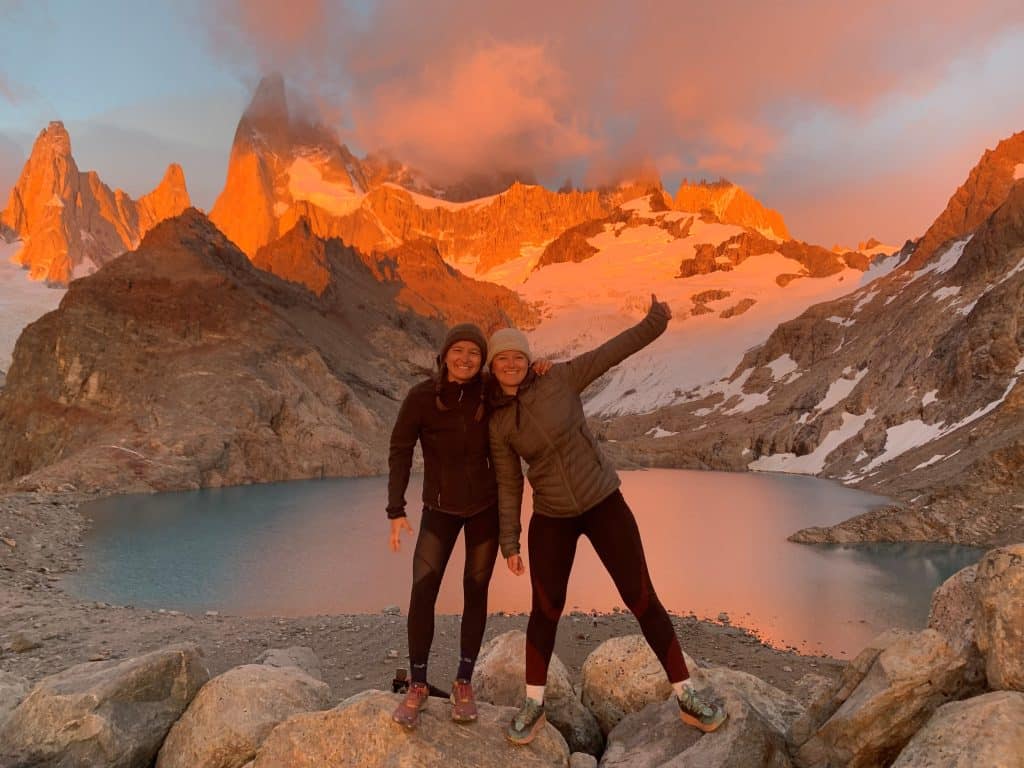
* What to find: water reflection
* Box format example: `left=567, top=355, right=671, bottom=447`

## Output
left=65, top=470, right=982, bottom=657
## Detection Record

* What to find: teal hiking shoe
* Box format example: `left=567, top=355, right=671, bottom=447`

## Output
left=506, top=697, right=546, bottom=745
left=677, top=686, right=728, bottom=733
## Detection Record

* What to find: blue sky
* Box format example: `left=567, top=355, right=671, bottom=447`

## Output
left=2, top=0, right=1023, bottom=246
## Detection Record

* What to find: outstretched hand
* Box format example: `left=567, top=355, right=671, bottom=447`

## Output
left=531, top=358, right=554, bottom=376
left=650, top=293, right=672, bottom=321
left=389, top=517, right=414, bottom=552
left=506, top=554, right=525, bottom=576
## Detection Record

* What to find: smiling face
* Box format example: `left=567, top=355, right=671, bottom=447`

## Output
left=490, top=350, right=529, bottom=393
left=444, top=341, right=483, bottom=383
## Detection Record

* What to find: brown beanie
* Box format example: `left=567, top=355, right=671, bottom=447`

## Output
left=439, top=323, right=487, bottom=362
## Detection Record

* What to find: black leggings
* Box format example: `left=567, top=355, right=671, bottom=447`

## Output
left=408, top=504, right=499, bottom=667
left=525, top=490, right=688, bottom=685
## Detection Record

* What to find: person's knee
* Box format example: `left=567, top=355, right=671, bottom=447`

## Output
left=622, top=582, right=653, bottom=617
left=411, top=563, right=444, bottom=602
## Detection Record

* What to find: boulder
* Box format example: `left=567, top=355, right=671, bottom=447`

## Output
left=571, top=753, right=599, bottom=768
left=787, top=629, right=907, bottom=751
left=973, top=544, right=1024, bottom=690
left=0, top=670, right=29, bottom=728
left=793, top=629, right=977, bottom=768
left=891, top=690, right=1024, bottom=767
left=475, top=629, right=603, bottom=755
left=927, top=563, right=985, bottom=688
left=927, top=564, right=979, bottom=651
left=156, top=663, right=331, bottom=768
left=251, top=689, right=569, bottom=767
left=601, top=667, right=796, bottom=768
left=256, top=645, right=324, bottom=681
left=0, top=643, right=208, bottom=768
left=581, top=634, right=703, bottom=735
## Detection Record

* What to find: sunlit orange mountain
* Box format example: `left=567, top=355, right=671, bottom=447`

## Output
left=674, top=179, right=790, bottom=240
left=0, top=122, right=190, bottom=284
left=209, top=76, right=793, bottom=278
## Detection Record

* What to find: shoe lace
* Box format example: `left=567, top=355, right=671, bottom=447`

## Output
left=681, top=688, right=714, bottom=719
left=454, top=680, right=473, bottom=702
left=515, top=699, right=541, bottom=729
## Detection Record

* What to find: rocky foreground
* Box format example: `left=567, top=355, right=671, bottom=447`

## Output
left=1, top=489, right=1022, bottom=766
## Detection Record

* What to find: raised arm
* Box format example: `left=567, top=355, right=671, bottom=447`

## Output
left=489, top=420, right=525, bottom=558
left=386, top=390, right=421, bottom=520
left=564, top=294, right=671, bottom=393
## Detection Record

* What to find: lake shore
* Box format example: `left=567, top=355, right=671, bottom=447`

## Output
left=0, top=488, right=845, bottom=702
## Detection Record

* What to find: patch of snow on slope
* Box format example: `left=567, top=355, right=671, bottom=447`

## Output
left=816, top=368, right=868, bottom=412
left=766, top=354, right=798, bottom=380
left=914, top=454, right=946, bottom=470
left=287, top=157, right=364, bottom=216
left=646, top=427, right=678, bottom=438
left=997, top=256, right=1024, bottom=286
left=388, top=183, right=500, bottom=211
left=828, top=315, right=855, bottom=327
left=748, top=410, right=875, bottom=474
left=865, top=364, right=1023, bottom=471
left=852, top=289, right=878, bottom=313
left=932, top=286, right=961, bottom=301
left=487, top=214, right=865, bottom=416
left=0, top=241, right=67, bottom=374
left=908, top=237, right=971, bottom=283
left=922, top=390, right=938, bottom=406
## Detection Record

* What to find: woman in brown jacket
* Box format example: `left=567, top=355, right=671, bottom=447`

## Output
left=387, top=323, right=549, bottom=729
left=487, top=296, right=727, bottom=744
left=386, top=323, right=497, bottom=728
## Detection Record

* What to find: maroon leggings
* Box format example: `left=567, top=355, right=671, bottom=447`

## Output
left=525, top=490, right=689, bottom=685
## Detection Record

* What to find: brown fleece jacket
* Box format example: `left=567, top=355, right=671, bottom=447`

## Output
left=489, top=305, right=669, bottom=556
left=387, top=375, right=496, bottom=519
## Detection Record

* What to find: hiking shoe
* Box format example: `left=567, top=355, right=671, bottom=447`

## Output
left=392, top=681, right=430, bottom=729
left=450, top=678, right=478, bottom=723
left=677, top=686, right=728, bottom=733
left=506, top=697, right=546, bottom=745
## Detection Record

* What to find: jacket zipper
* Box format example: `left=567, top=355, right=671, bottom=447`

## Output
left=518, top=397, right=582, bottom=513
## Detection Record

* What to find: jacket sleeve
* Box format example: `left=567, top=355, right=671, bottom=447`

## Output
left=386, top=389, right=421, bottom=519
left=489, top=416, right=524, bottom=557
left=564, top=303, right=670, bottom=393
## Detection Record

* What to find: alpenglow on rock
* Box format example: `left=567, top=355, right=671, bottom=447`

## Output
left=0, top=121, right=190, bottom=284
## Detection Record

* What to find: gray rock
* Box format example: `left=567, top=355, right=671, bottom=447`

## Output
left=0, top=670, right=29, bottom=729
left=973, top=544, right=1024, bottom=691
left=156, top=663, right=330, bottom=768
left=0, top=643, right=208, bottom=768
left=6, top=631, right=41, bottom=653
left=928, top=563, right=986, bottom=689
left=571, top=753, right=599, bottom=768
left=787, top=629, right=906, bottom=751
left=891, top=690, right=1024, bottom=767
left=601, top=668, right=795, bottom=768
left=793, top=629, right=978, bottom=768
left=256, top=645, right=323, bottom=681
left=251, top=689, right=569, bottom=767
left=475, top=629, right=604, bottom=756
left=582, top=634, right=703, bottom=735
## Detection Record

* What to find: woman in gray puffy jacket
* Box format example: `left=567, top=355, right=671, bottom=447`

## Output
left=487, top=295, right=727, bottom=745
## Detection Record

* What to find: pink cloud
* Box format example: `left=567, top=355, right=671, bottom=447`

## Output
left=199, top=0, right=1024, bottom=242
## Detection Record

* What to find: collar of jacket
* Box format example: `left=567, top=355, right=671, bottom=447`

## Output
left=437, top=374, right=483, bottom=401
left=489, top=368, right=538, bottom=409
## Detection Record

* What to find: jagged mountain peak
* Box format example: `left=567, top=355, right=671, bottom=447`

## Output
left=0, top=123, right=190, bottom=283
left=906, top=130, right=1024, bottom=271
left=674, top=178, right=790, bottom=240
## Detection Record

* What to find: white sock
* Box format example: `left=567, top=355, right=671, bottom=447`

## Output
left=672, top=679, right=695, bottom=698
left=525, top=684, right=545, bottom=705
